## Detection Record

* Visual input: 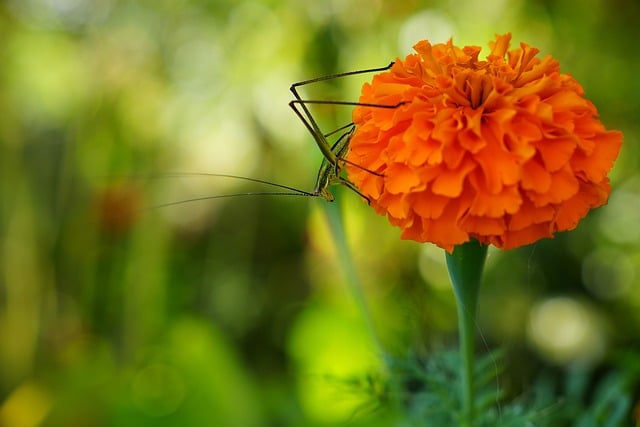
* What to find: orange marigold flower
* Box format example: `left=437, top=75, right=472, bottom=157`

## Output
left=346, top=33, right=623, bottom=252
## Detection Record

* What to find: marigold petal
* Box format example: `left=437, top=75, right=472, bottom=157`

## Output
left=546, top=89, right=590, bottom=112
left=414, top=206, right=469, bottom=250
left=535, top=136, right=576, bottom=172
left=554, top=181, right=609, bottom=231
left=469, top=182, right=522, bottom=217
left=412, top=192, right=449, bottom=219
left=510, top=115, right=543, bottom=144
left=572, top=130, right=623, bottom=182
left=463, top=215, right=506, bottom=236
left=385, top=164, right=421, bottom=194
left=380, top=193, right=410, bottom=219
left=458, top=107, right=485, bottom=152
left=474, top=137, right=521, bottom=192
left=522, top=159, right=551, bottom=193
left=357, top=175, right=383, bottom=200
left=432, top=158, right=475, bottom=197
left=529, top=166, right=579, bottom=206
left=489, top=33, right=512, bottom=58
left=500, top=223, right=554, bottom=250
left=346, top=34, right=622, bottom=251
left=508, top=201, right=555, bottom=231
left=515, top=55, right=558, bottom=88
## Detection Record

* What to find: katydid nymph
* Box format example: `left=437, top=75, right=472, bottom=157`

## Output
left=158, top=62, right=402, bottom=210
left=287, top=62, right=398, bottom=202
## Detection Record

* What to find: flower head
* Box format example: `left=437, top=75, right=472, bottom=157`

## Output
left=346, top=33, right=622, bottom=252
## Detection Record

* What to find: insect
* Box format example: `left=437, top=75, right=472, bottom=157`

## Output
left=156, top=62, right=402, bottom=210
left=288, top=62, right=397, bottom=202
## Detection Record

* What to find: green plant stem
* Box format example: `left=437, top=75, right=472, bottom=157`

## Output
left=445, top=239, right=488, bottom=427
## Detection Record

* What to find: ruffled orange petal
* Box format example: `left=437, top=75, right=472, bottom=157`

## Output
left=346, top=33, right=623, bottom=252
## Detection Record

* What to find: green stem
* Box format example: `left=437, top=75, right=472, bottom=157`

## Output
left=445, top=239, right=488, bottom=427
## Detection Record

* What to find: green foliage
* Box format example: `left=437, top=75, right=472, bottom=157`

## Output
left=0, top=0, right=638, bottom=426
left=556, top=352, right=640, bottom=427
left=336, top=349, right=640, bottom=427
left=377, top=350, right=546, bottom=426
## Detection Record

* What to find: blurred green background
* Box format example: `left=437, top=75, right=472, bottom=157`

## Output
left=0, top=0, right=638, bottom=426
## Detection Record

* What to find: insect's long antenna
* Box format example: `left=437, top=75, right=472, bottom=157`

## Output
left=151, top=191, right=315, bottom=210
left=154, top=173, right=318, bottom=196
left=149, top=65, right=401, bottom=211
left=147, top=173, right=323, bottom=210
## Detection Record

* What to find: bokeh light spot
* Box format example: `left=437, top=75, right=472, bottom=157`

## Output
left=398, top=10, right=455, bottom=54
left=598, top=187, right=640, bottom=244
left=0, top=382, right=52, bottom=427
left=582, top=247, right=635, bottom=300
left=288, top=304, right=380, bottom=423
left=528, top=297, right=605, bottom=366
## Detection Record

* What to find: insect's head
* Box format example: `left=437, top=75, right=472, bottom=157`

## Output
left=318, top=187, right=335, bottom=202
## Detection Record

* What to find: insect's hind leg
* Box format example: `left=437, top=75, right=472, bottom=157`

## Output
left=288, top=98, right=405, bottom=163
left=288, top=62, right=395, bottom=157
left=337, top=176, right=372, bottom=205
left=324, top=122, right=355, bottom=139
left=288, top=64, right=407, bottom=199
left=289, top=62, right=394, bottom=100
